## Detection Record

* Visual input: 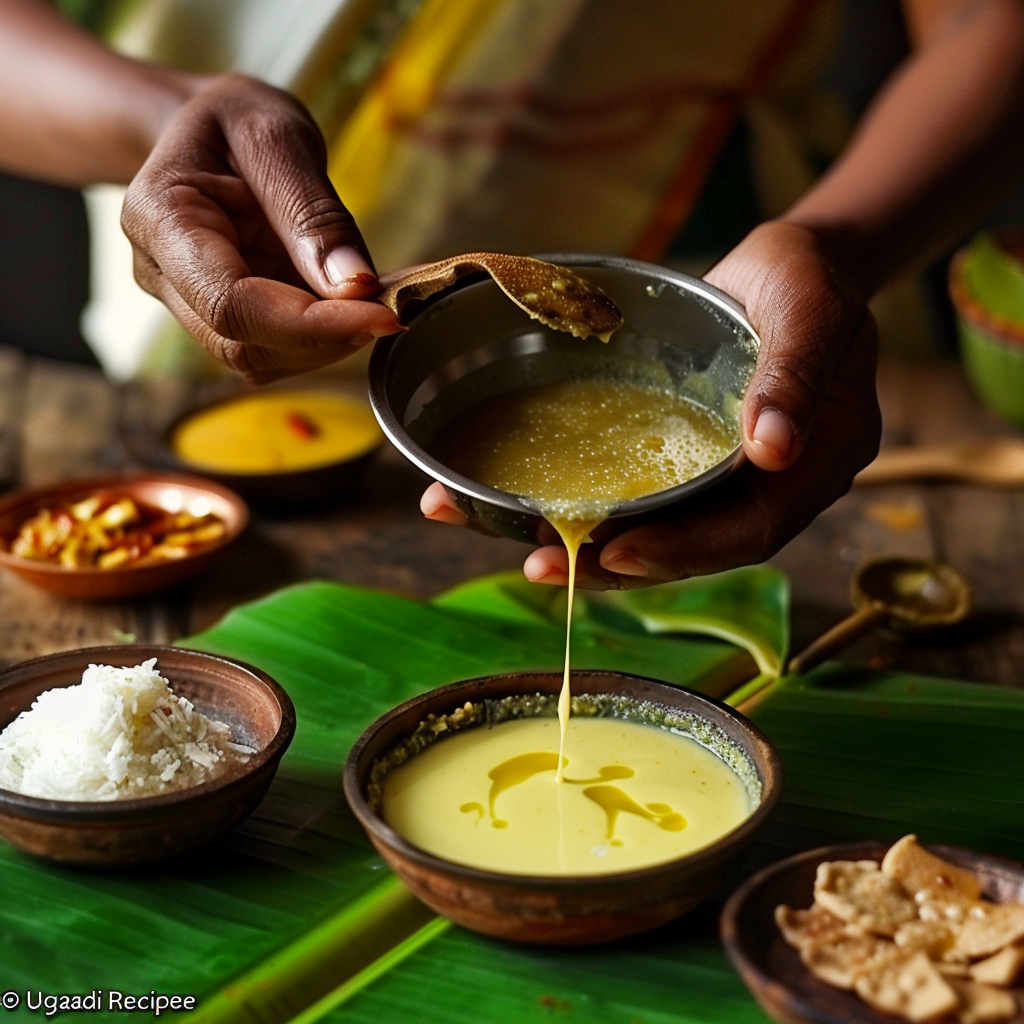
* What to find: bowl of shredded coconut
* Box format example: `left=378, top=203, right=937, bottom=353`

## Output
left=0, top=646, right=294, bottom=865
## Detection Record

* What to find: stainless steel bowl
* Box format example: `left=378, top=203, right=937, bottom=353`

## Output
left=368, top=254, right=760, bottom=543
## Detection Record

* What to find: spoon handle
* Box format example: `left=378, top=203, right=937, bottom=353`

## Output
left=856, top=440, right=1024, bottom=487
left=855, top=446, right=955, bottom=485
left=787, top=603, right=889, bottom=676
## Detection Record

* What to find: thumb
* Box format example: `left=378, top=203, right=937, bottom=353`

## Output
left=218, top=78, right=380, bottom=301
left=706, top=222, right=864, bottom=472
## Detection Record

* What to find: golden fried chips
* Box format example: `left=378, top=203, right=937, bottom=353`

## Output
left=777, top=836, right=1023, bottom=1023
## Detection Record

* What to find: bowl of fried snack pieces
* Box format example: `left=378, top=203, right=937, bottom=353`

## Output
left=722, top=835, right=1024, bottom=1024
left=0, top=473, right=247, bottom=599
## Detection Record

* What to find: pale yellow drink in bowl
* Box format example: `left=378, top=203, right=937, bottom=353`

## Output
left=344, top=670, right=782, bottom=944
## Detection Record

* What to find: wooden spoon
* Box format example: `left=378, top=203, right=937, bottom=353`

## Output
left=856, top=439, right=1024, bottom=487
left=378, top=253, right=624, bottom=341
left=787, top=556, right=971, bottom=675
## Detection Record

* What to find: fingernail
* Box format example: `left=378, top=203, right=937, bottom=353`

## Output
left=526, top=565, right=566, bottom=584
left=604, top=552, right=649, bottom=577
left=751, top=407, right=793, bottom=460
left=433, top=509, right=467, bottom=525
left=423, top=504, right=467, bottom=526
left=355, top=322, right=402, bottom=345
left=420, top=489, right=467, bottom=525
left=324, top=246, right=376, bottom=286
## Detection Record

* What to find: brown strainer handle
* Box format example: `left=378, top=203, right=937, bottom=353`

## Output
left=787, top=602, right=888, bottom=676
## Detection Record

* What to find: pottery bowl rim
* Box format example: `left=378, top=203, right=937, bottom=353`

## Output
left=344, top=668, right=782, bottom=892
left=949, top=247, right=1024, bottom=345
left=0, top=644, right=295, bottom=824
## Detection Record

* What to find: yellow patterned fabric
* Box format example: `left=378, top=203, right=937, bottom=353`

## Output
left=328, top=0, right=843, bottom=269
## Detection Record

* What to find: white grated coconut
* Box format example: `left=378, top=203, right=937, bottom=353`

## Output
left=0, top=659, right=253, bottom=801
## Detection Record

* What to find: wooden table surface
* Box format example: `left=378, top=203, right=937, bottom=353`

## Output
left=1, top=345, right=1021, bottom=688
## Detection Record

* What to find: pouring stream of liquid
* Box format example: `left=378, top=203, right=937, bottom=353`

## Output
left=553, top=519, right=601, bottom=783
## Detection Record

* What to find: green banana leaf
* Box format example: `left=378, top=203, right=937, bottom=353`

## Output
left=747, top=665, right=1024, bottom=864
left=0, top=576, right=749, bottom=1024
left=4, top=571, right=1022, bottom=1024
left=435, top=565, right=788, bottom=681
left=599, top=566, right=790, bottom=677
left=307, top=665, right=1024, bottom=1024
left=313, top=921, right=770, bottom=1024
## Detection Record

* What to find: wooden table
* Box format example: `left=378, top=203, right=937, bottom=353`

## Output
left=1, top=345, right=1022, bottom=687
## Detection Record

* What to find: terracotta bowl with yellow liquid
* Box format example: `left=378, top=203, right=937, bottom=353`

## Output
left=344, top=670, right=782, bottom=945
left=368, top=254, right=760, bottom=543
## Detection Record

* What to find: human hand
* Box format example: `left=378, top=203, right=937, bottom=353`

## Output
left=122, top=74, right=400, bottom=383
left=421, top=220, right=882, bottom=587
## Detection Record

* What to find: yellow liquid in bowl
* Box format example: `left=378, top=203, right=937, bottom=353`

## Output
left=429, top=379, right=735, bottom=522
left=383, top=716, right=752, bottom=876
left=172, top=392, right=383, bottom=474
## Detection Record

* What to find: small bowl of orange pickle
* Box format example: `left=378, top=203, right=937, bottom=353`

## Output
left=0, top=473, right=247, bottom=598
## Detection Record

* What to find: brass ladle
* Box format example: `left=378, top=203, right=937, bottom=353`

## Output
left=787, top=557, right=972, bottom=675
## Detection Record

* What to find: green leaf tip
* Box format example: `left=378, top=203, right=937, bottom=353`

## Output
left=600, top=565, right=790, bottom=677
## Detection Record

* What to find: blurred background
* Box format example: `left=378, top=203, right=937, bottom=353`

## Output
left=1, top=0, right=1019, bottom=374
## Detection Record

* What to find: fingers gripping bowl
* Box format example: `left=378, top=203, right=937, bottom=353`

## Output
left=344, top=670, right=782, bottom=945
left=368, top=255, right=760, bottom=543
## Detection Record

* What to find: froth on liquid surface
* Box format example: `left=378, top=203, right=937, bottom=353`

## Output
left=382, top=717, right=751, bottom=876
left=429, top=379, right=736, bottom=521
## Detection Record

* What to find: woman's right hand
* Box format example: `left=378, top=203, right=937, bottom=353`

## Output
left=122, top=74, right=401, bottom=382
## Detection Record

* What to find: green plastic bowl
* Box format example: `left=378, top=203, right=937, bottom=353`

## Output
left=951, top=235, right=1024, bottom=429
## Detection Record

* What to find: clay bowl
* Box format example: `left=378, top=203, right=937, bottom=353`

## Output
left=721, top=841, right=1024, bottom=1024
left=344, top=669, right=782, bottom=945
left=0, top=472, right=247, bottom=599
left=128, top=392, right=384, bottom=510
left=0, top=645, right=295, bottom=866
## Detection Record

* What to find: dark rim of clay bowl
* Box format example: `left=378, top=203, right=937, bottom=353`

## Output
left=0, top=645, right=295, bottom=862
left=344, top=670, right=782, bottom=943
left=0, top=473, right=248, bottom=598
left=720, top=841, right=1024, bottom=1024
left=367, top=254, right=760, bottom=527
left=127, top=390, right=385, bottom=508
